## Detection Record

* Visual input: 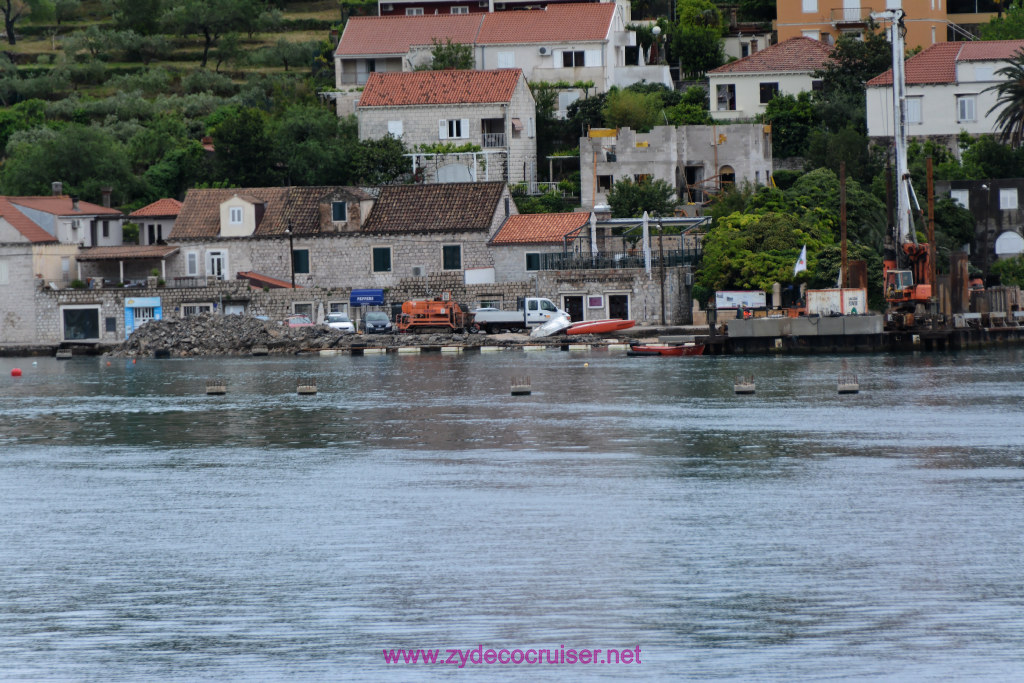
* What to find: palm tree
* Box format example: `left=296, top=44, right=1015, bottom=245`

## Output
left=986, top=49, right=1024, bottom=148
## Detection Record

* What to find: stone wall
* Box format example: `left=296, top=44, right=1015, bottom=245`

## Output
left=0, top=246, right=39, bottom=344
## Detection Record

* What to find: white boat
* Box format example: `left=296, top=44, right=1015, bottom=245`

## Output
left=530, top=314, right=572, bottom=338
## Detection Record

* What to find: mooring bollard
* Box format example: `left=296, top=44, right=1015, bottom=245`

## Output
left=511, top=375, right=532, bottom=396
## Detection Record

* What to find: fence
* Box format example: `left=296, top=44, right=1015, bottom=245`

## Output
left=535, top=248, right=701, bottom=271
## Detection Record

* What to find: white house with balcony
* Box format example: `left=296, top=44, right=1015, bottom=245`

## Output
left=866, top=39, right=1024, bottom=153
left=334, top=1, right=669, bottom=118
left=357, top=69, right=538, bottom=185
left=707, top=37, right=832, bottom=121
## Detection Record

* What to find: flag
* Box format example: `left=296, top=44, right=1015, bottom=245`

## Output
left=793, top=244, right=807, bottom=276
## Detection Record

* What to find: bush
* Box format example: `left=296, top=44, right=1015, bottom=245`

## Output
left=70, top=279, right=86, bottom=289
left=180, top=70, right=237, bottom=97
left=771, top=169, right=802, bottom=190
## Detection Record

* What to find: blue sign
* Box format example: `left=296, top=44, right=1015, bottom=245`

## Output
left=350, top=289, right=384, bottom=306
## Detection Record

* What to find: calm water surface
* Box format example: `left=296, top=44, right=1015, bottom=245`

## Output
left=1, top=349, right=1023, bottom=681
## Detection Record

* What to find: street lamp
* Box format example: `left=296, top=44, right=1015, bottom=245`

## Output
left=285, top=222, right=295, bottom=289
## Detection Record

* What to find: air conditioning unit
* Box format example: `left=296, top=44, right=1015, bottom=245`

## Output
left=70, top=219, right=80, bottom=230
left=411, top=265, right=427, bottom=277
left=537, top=46, right=549, bottom=55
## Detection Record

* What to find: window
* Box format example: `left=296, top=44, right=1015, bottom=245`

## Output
left=950, top=189, right=969, bottom=209
left=442, top=244, right=462, bottom=270
left=332, top=201, right=348, bottom=221
left=405, top=7, right=423, bottom=14
left=0, top=259, right=8, bottom=285
left=439, top=118, right=469, bottom=139
left=811, top=79, right=824, bottom=91
left=741, top=43, right=749, bottom=58
left=597, top=175, right=613, bottom=190
left=62, top=305, right=100, bottom=340
left=292, top=248, right=310, bottom=274
left=634, top=174, right=652, bottom=183
left=562, top=50, right=584, bottom=67
left=497, top=51, right=514, bottom=68
left=716, top=84, right=736, bottom=111
left=293, top=302, right=313, bottom=316
left=759, top=82, right=779, bottom=104
left=229, top=207, right=243, bottom=224
left=206, top=250, right=227, bottom=280
left=802, top=29, right=820, bottom=40
left=329, top=301, right=349, bottom=314
left=957, top=95, right=976, bottom=122
left=802, top=0, right=816, bottom=11
left=451, top=5, right=468, bottom=13
left=372, top=247, right=392, bottom=272
left=102, top=220, right=110, bottom=238
left=906, top=97, right=922, bottom=124
left=387, top=120, right=403, bottom=137
left=525, top=253, right=540, bottom=271
left=182, top=303, right=213, bottom=318
left=186, top=251, right=199, bottom=276
left=1000, top=188, right=1018, bottom=210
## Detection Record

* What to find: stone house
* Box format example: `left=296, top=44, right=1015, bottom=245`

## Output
left=356, top=69, right=538, bottom=185
left=707, top=37, right=832, bottom=122
left=335, top=2, right=668, bottom=117
left=579, top=124, right=773, bottom=209
left=866, top=39, right=1024, bottom=154
left=489, top=211, right=592, bottom=282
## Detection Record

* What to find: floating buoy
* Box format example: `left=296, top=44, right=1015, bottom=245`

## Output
left=106, top=361, right=111, bottom=366
left=584, top=362, right=589, bottom=367
left=132, top=358, right=136, bottom=364
left=11, top=368, right=21, bottom=377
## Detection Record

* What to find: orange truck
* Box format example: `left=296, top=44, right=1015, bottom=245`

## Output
left=395, top=297, right=471, bottom=333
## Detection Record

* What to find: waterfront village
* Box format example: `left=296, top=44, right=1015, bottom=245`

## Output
left=5, top=0, right=1024, bottom=357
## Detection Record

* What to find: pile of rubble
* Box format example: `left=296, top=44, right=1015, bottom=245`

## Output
left=105, top=314, right=586, bottom=357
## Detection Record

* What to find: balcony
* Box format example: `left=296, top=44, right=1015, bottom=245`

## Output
left=535, top=248, right=702, bottom=271
left=481, top=132, right=507, bottom=148
left=829, top=7, right=872, bottom=26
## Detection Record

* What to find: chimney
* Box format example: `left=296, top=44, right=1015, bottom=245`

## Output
left=101, top=187, right=112, bottom=208
left=71, top=196, right=80, bottom=212
left=51, top=181, right=62, bottom=196
left=750, top=39, right=759, bottom=54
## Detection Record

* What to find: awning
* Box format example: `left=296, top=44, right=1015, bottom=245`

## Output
left=237, top=271, right=299, bottom=289
left=350, top=289, right=384, bottom=305
left=511, top=118, right=523, bottom=131
left=75, top=245, right=178, bottom=261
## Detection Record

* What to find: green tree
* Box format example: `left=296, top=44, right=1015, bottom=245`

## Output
left=813, top=27, right=891, bottom=99
left=107, top=0, right=163, bottom=35
left=607, top=177, right=675, bottom=217
left=804, top=126, right=877, bottom=185
left=676, top=0, right=724, bottom=32
left=351, top=134, right=409, bottom=185
left=271, top=105, right=355, bottom=185
left=737, top=0, right=775, bottom=22
left=160, top=0, right=261, bottom=68
left=601, top=88, right=662, bottom=132
left=0, top=124, right=140, bottom=202
left=980, top=1, right=1024, bottom=39
left=991, top=253, right=1024, bottom=284
left=669, top=25, right=724, bottom=79
left=208, top=106, right=277, bottom=186
left=427, top=38, right=474, bottom=70
left=0, top=0, right=52, bottom=46
left=986, top=49, right=1024, bottom=148
left=758, top=91, right=818, bottom=158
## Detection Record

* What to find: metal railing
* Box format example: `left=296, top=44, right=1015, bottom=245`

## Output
left=830, top=7, right=871, bottom=23
left=481, top=132, right=506, bottom=148
left=535, top=248, right=702, bottom=271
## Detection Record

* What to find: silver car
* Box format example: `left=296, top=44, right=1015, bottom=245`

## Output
left=325, top=312, right=355, bottom=334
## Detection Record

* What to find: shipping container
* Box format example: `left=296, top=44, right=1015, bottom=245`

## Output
left=806, top=288, right=867, bottom=316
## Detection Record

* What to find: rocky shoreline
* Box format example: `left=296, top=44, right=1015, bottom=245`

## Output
left=104, top=313, right=608, bottom=358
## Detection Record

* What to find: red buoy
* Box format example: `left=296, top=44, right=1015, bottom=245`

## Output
left=11, top=368, right=22, bottom=377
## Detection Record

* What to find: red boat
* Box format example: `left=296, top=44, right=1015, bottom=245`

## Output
left=565, top=318, right=636, bottom=335
left=627, top=343, right=704, bottom=357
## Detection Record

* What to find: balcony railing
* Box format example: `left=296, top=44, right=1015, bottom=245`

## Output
left=535, top=248, right=702, bottom=271
left=481, top=132, right=506, bottom=148
left=830, top=7, right=871, bottom=23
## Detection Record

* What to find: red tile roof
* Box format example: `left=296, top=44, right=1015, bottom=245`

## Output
left=476, top=4, right=615, bottom=44
left=171, top=186, right=373, bottom=240
left=337, top=14, right=483, bottom=56
left=0, top=197, right=56, bottom=243
left=362, top=182, right=505, bottom=233
left=8, top=195, right=122, bottom=216
left=868, top=39, right=1024, bottom=86
left=358, top=69, right=522, bottom=107
left=129, top=198, right=182, bottom=218
left=336, top=4, right=615, bottom=57
left=75, top=245, right=179, bottom=261
left=709, top=37, right=832, bottom=75
left=491, top=211, right=589, bottom=244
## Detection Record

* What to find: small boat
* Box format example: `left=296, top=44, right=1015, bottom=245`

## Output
left=627, top=342, right=704, bottom=357
left=566, top=318, right=636, bottom=335
left=530, top=314, right=572, bottom=338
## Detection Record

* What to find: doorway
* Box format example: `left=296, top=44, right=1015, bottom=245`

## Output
left=562, top=295, right=584, bottom=322
left=609, top=294, right=630, bottom=320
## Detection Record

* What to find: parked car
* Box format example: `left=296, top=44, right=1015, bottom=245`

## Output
left=361, top=311, right=393, bottom=334
left=325, top=312, right=356, bottom=334
left=283, top=314, right=313, bottom=328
